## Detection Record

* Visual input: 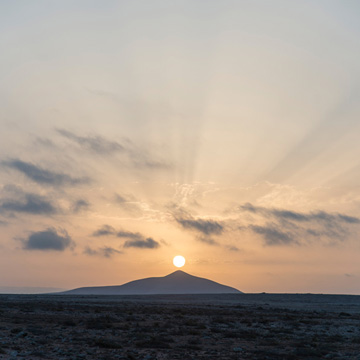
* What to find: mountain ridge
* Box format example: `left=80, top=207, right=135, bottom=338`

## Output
left=59, top=270, right=242, bottom=295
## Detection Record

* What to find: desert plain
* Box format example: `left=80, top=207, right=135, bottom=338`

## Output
left=0, top=293, right=360, bottom=360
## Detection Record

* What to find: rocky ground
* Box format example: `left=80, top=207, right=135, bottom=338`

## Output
left=0, top=294, right=359, bottom=359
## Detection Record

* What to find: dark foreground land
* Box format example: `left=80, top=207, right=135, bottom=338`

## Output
left=0, top=294, right=360, bottom=360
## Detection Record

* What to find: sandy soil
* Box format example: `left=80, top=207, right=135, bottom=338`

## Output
left=0, top=293, right=359, bottom=359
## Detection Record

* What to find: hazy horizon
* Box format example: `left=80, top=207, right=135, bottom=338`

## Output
left=1, top=1, right=360, bottom=295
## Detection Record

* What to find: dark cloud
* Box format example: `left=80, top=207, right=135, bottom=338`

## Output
left=72, top=199, right=90, bottom=213
left=22, top=228, right=74, bottom=251
left=92, top=225, right=116, bottom=237
left=83, top=246, right=122, bottom=258
left=239, top=203, right=360, bottom=245
left=117, top=230, right=143, bottom=240
left=176, top=218, right=224, bottom=236
left=124, top=237, right=160, bottom=249
left=240, top=203, right=360, bottom=225
left=57, top=129, right=124, bottom=154
left=335, top=214, right=360, bottom=224
left=0, top=193, right=57, bottom=215
left=91, top=225, right=161, bottom=249
left=172, top=210, right=224, bottom=246
left=271, top=209, right=309, bottom=222
left=3, top=159, right=90, bottom=186
left=249, top=224, right=295, bottom=246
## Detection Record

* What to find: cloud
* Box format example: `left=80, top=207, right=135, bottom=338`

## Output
left=117, top=230, right=161, bottom=248
left=116, top=230, right=143, bottom=240
left=83, top=246, right=122, bottom=258
left=91, top=225, right=161, bottom=249
left=3, top=159, right=90, bottom=186
left=239, top=203, right=360, bottom=245
left=176, top=218, right=224, bottom=236
left=0, top=193, right=57, bottom=215
left=57, top=129, right=124, bottom=154
left=92, top=225, right=116, bottom=237
left=114, top=193, right=142, bottom=214
left=72, top=199, right=90, bottom=213
left=249, top=224, right=296, bottom=246
left=115, top=194, right=129, bottom=203
left=22, top=228, right=74, bottom=251
left=124, top=237, right=160, bottom=249
left=34, top=137, right=57, bottom=148
left=226, top=245, right=240, bottom=252
left=197, top=236, right=218, bottom=246
left=57, top=129, right=171, bottom=169
left=240, top=203, right=360, bottom=225
left=172, top=210, right=224, bottom=246
left=130, top=152, right=172, bottom=169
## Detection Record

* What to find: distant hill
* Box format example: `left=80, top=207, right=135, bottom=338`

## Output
left=59, top=270, right=242, bottom=295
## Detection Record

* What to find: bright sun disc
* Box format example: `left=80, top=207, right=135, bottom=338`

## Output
left=173, top=255, right=185, bottom=268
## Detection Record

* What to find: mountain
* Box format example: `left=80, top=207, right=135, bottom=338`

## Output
left=60, top=270, right=242, bottom=295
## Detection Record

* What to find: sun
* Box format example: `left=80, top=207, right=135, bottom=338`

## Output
left=173, top=255, right=185, bottom=268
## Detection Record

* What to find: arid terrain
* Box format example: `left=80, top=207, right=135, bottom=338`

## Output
left=0, top=293, right=360, bottom=359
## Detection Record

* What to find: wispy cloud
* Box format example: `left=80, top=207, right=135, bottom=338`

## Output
left=177, top=218, right=224, bottom=235
left=226, top=245, right=240, bottom=252
left=114, top=193, right=142, bottom=214
left=123, top=237, right=160, bottom=249
left=117, top=230, right=160, bottom=248
left=116, top=230, right=144, bottom=240
left=83, top=246, right=122, bottom=258
left=57, top=129, right=171, bottom=169
left=2, top=159, right=90, bottom=186
left=173, top=210, right=224, bottom=246
left=91, top=225, right=161, bottom=249
left=22, top=228, right=74, bottom=251
left=92, top=224, right=116, bottom=237
left=197, top=236, right=218, bottom=246
left=239, top=203, right=360, bottom=245
left=0, top=192, right=58, bottom=215
left=240, top=203, right=360, bottom=225
left=249, top=224, right=295, bottom=245
left=57, top=129, right=125, bottom=154
left=72, top=199, right=90, bottom=213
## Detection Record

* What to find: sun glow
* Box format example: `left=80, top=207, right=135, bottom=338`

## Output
left=173, top=255, right=185, bottom=268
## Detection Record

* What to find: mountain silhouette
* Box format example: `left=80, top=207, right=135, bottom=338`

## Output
left=60, top=270, right=241, bottom=295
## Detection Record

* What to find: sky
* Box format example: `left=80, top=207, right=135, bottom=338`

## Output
left=1, top=0, right=360, bottom=294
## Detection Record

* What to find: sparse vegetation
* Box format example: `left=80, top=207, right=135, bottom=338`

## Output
left=0, top=294, right=359, bottom=359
